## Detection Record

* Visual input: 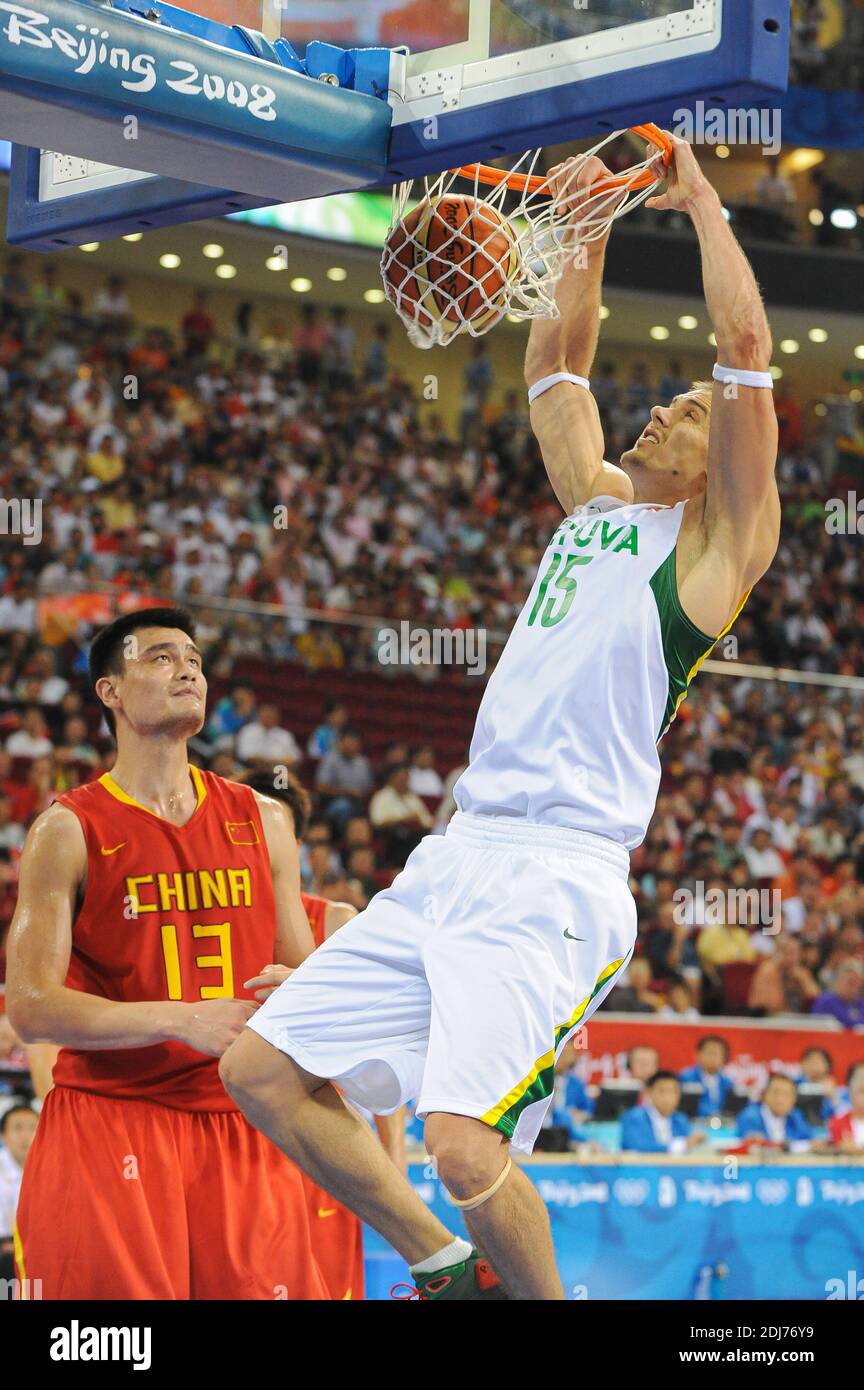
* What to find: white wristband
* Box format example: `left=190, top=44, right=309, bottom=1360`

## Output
left=528, top=371, right=590, bottom=404
left=713, top=363, right=774, bottom=390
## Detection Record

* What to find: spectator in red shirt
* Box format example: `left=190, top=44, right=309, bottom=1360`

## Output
left=181, top=289, right=215, bottom=362
left=775, top=380, right=804, bottom=453
left=828, top=1065, right=864, bottom=1154
left=293, top=304, right=327, bottom=385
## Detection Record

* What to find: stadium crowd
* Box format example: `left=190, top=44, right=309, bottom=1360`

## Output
left=0, top=269, right=862, bottom=1044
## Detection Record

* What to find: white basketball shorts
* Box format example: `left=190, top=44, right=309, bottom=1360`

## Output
left=248, top=811, right=637, bottom=1154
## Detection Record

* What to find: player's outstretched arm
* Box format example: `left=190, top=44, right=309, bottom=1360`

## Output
left=6, top=804, right=256, bottom=1055
left=524, top=155, right=633, bottom=515
left=254, top=789, right=317, bottom=968
left=647, top=135, right=779, bottom=632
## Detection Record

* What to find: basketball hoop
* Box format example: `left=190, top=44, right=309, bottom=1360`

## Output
left=381, top=124, right=672, bottom=349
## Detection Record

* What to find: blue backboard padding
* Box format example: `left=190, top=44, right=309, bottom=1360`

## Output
left=2, top=0, right=391, bottom=247
left=0, top=0, right=389, bottom=174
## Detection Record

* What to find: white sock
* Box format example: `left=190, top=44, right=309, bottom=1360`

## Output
left=410, top=1237, right=473, bottom=1277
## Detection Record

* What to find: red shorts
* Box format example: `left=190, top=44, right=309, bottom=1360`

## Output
left=15, top=1085, right=330, bottom=1300
left=301, top=1173, right=365, bottom=1301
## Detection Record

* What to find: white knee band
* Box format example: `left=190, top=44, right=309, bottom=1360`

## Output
left=448, top=1157, right=513, bottom=1212
left=528, top=372, right=590, bottom=404
left=713, top=363, right=774, bottom=389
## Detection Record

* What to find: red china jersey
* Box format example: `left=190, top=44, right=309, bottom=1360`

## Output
left=300, top=891, right=328, bottom=948
left=51, top=767, right=276, bottom=1111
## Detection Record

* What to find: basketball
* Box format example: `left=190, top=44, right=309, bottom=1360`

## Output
left=382, top=194, right=519, bottom=338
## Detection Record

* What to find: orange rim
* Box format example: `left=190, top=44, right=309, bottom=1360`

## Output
left=452, top=123, right=673, bottom=195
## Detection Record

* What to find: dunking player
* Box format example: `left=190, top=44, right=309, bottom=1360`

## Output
left=220, top=135, right=779, bottom=1300
left=7, top=609, right=328, bottom=1299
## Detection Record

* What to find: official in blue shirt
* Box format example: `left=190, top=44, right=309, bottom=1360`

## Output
left=737, top=1074, right=815, bottom=1150
left=621, top=1072, right=705, bottom=1154
left=563, top=1073, right=595, bottom=1116
left=679, top=1034, right=734, bottom=1116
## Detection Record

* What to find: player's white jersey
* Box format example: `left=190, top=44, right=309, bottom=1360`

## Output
left=454, top=496, right=730, bottom=849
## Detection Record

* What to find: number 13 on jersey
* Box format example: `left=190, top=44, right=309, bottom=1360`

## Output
left=160, top=921, right=234, bottom=999
left=528, top=554, right=594, bottom=628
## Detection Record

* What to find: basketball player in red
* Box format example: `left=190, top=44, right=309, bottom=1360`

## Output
left=6, top=608, right=328, bottom=1300
left=244, top=771, right=405, bottom=1302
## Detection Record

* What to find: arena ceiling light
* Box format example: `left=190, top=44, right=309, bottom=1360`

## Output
left=808, top=329, right=828, bottom=343
left=122, top=233, right=143, bottom=243
left=599, top=305, right=610, bottom=320
left=830, top=209, right=857, bottom=230
left=780, top=339, right=800, bottom=354
left=79, top=243, right=100, bottom=252
left=159, top=253, right=181, bottom=269
left=265, top=256, right=287, bottom=271
left=708, top=332, right=717, bottom=347
left=770, top=366, right=783, bottom=381
left=290, top=277, right=312, bottom=292
left=327, top=267, right=348, bottom=282
left=678, top=315, right=698, bottom=330
left=715, top=145, right=730, bottom=159
left=215, top=264, right=237, bottom=279
left=203, top=243, right=224, bottom=259
left=851, top=389, right=863, bottom=403
left=854, top=346, right=864, bottom=361
left=809, top=209, right=824, bottom=226
left=364, top=288, right=386, bottom=304
left=650, top=326, right=670, bottom=340
left=814, top=403, right=827, bottom=417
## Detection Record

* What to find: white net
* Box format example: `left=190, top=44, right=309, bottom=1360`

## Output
left=381, top=129, right=667, bottom=349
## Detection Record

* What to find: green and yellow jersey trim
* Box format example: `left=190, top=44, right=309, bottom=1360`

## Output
left=482, top=957, right=627, bottom=1140
left=649, top=549, right=750, bottom=741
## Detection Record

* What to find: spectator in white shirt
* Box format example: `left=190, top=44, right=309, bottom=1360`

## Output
left=369, top=764, right=433, bottom=867
left=408, top=745, right=444, bottom=798
left=807, top=813, right=847, bottom=864
left=0, top=1103, right=39, bottom=1261
left=0, top=582, right=38, bottom=634
left=14, top=650, right=69, bottom=706
left=235, top=703, right=301, bottom=772
left=769, top=800, right=800, bottom=853
left=36, top=546, right=86, bottom=596
left=6, top=707, right=54, bottom=760
left=0, top=797, right=25, bottom=851
left=92, top=274, right=132, bottom=327
left=743, top=827, right=785, bottom=881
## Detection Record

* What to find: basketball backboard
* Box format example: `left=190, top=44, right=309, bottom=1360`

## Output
left=4, top=0, right=789, bottom=249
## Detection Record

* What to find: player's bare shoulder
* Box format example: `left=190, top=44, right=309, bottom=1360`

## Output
left=250, top=785, right=296, bottom=835
left=21, top=801, right=88, bottom=885
left=325, top=900, right=358, bottom=938
left=250, top=786, right=301, bottom=877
